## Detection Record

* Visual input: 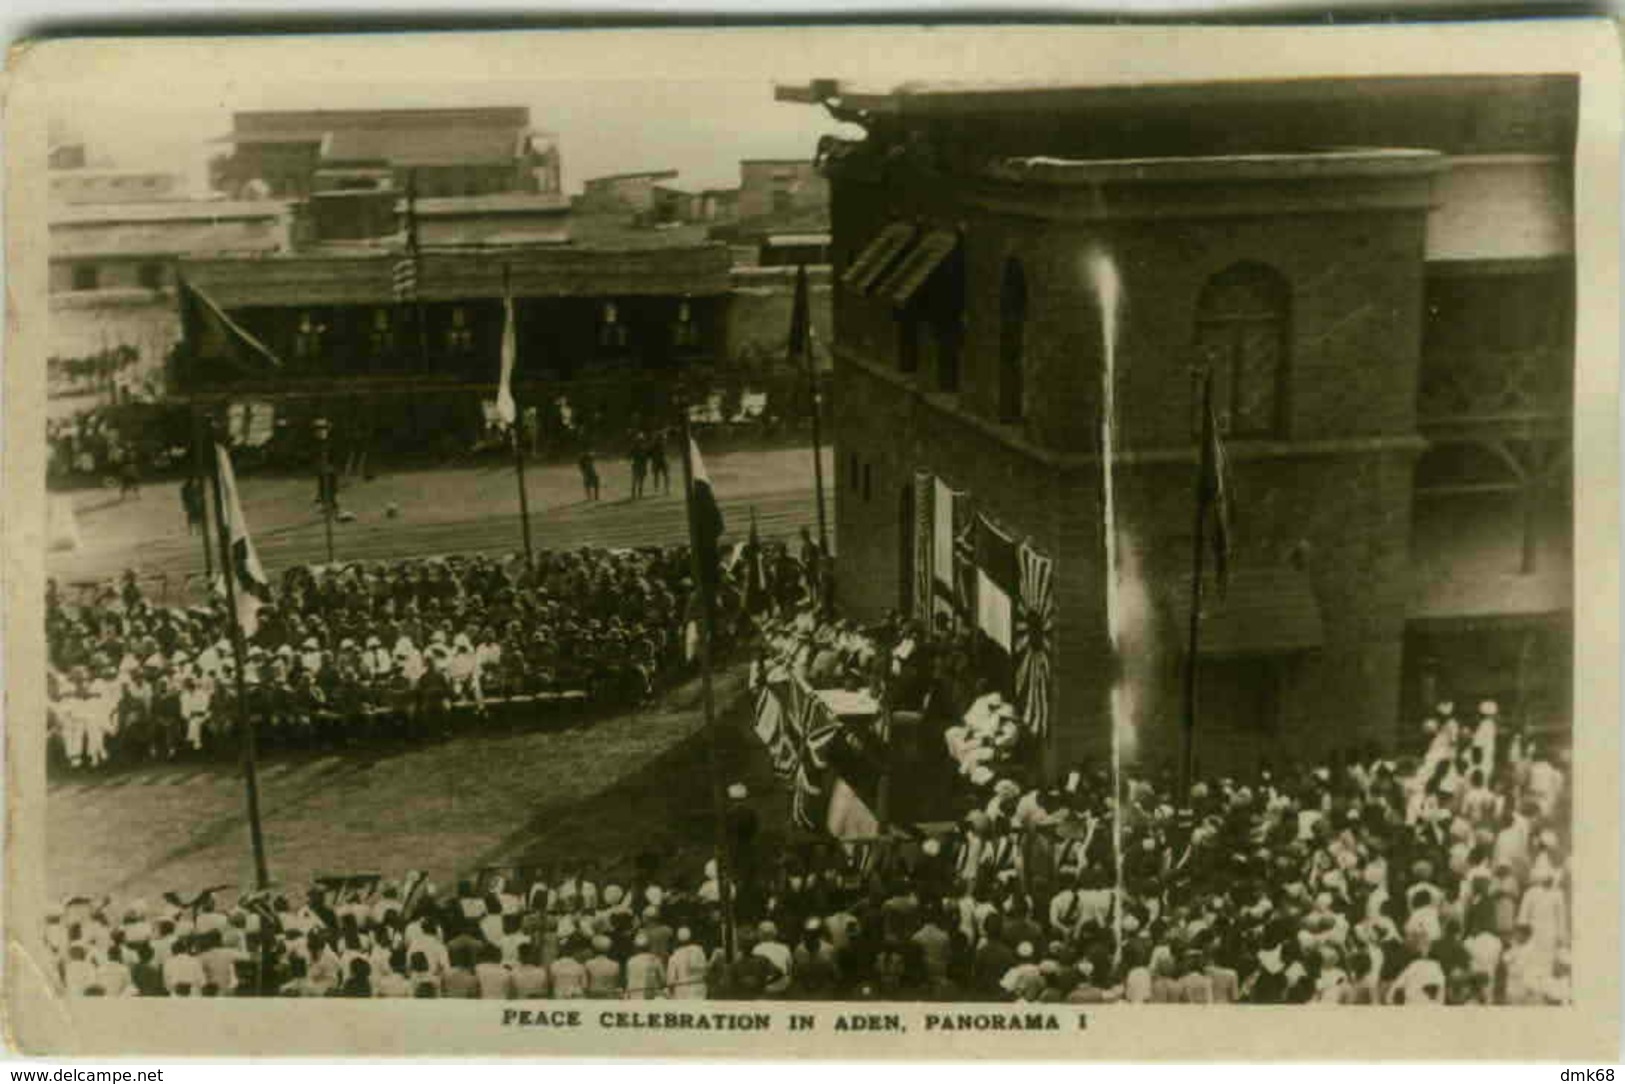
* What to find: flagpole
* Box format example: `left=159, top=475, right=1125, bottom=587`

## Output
left=795, top=267, right=830, bottom=611
left=191, top=407, right=214, bottom=584
left=504, top=265, right=535, bottom=569
left=677, top=397, right=736, bottom=966
left=1181, top=369, right=1209, bottom=801
left=406, top=170, right=431, bottom=375
left=206, top=425, right=271, bottom=893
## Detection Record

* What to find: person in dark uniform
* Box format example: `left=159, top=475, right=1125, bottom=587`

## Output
left=181, top=476, right=205, bottom=535
left=648, top=429, right=671, bottom=495
left=578, top=447, right=601, bottom=502
left=118, top=448, right=141, bottom=502
left=725, top=782, right=762, bottom=919
left=629, top=432, right=649, bottom=501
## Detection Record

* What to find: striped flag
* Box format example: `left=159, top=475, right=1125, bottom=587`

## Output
left=393, top=173, right=420, bottom=302
left=214, top=443, right=270, bottom=637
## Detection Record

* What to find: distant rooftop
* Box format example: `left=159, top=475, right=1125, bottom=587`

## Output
left=49, top=199, right=288, bottom=227
left=410, top=192, right=570, bottom=216
left=583, top=169, right=679, bottom=185
left=321, top=125, right=529, bottom=168
left=986, top=148, right=1447, bottom=185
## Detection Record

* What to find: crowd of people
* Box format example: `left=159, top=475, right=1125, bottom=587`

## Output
left=47, top=409, right=154, bottom=495
left=46, top=578, right=1572, bottom=1005
left=44, top=527, right=834, bottom=771
left=43, top=497, right=1572, bottom=1005
left=46, top=550, right=683, bottom=768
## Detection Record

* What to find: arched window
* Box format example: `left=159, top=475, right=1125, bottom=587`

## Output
left=1194, top=262, right=1290, bottom=438
left=998, top=258, right=1028, bottom=423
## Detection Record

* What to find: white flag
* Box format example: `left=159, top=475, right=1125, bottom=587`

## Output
left=214, top=443, right=270, bottom=637
left=496, top=290, right=517, bottom=427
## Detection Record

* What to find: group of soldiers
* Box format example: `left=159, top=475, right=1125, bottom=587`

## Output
left=44, top=549, right=702, bottom=768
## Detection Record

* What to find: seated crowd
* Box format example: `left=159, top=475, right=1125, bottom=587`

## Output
left=44, top=541, right=816, bottom=770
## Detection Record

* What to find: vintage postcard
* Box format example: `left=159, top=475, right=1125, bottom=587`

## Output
left=3, top=21, right=1619, bottom=1059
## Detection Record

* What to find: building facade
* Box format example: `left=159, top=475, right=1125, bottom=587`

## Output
left=47, top=199, right=290, bottom=404
left=175, top=236, right=733, bottom=459
left=211, top=108, right=561, bottom=201
left=50, top=168, right=185, bottom=206
left=781, top=75, right=1575, bottom=779
left=576, top=171, right=681, bottom=216
left=738, top=159, right=830, bottom=220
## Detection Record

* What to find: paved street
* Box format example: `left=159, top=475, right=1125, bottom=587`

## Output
left=49, top=445, right=832, bottom=591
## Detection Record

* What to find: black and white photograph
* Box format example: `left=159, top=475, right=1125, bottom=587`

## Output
left=3, top=22, right=1619, bottom=1060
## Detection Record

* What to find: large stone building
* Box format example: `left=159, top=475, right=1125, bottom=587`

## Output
left=779, top=74, right=1574, bottom=779
left=210, top=108, right=562, bottom=201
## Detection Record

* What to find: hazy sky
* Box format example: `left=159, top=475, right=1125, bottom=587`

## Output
left=53, top=77, right=846, bottom=196
left=44, top=31, right=907, bottom=196
left=41, top=25, right=1565, bottom=197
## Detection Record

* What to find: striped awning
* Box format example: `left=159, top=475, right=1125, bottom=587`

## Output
left=841, top=222, right=916, bottom=295
left=879, top=228, right=960, bottom=308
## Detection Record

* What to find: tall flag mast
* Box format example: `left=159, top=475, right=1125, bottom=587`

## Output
left=393, top=170, right=432, bottom=373
left=209, top=438, right=272, bottom=893
left=499, top=264, right=534, bottom=568
left=1182, top=367, right=1234, bottom=797
left=677, top=405, right=736, bottom=964
left=788, top=264, right=830, bottom=611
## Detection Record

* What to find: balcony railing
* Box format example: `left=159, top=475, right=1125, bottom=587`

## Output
left=1418, top=346, right=1572, bottom=428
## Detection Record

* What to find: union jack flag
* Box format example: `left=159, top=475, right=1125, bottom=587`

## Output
left=754, top=679, right=799, bottom=782
left=1014, top=542, right=1056, bottom=735
left=789, top=688, right=842, bottom=831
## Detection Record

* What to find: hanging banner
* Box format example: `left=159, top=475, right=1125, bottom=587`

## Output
left=975, top=514, right=1019, bottom=653
left=913, top=471, right=934, bottom=629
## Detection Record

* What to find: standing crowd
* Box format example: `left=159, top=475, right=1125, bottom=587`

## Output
left=47, top=587, right=1571, bottom=1004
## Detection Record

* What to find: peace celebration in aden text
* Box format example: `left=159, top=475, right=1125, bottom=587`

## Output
left=39, top=68, right=1574, bottom=1008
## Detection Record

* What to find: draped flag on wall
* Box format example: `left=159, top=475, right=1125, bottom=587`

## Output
left=751, top=666, right=881, bottom=840
left=975, top=514, right=1019, bottom=653
left=913, top=471, right=934, bottom=629
left=953, top=492, right=978, bottom=621
left=1014, top=542, right=1057, bottom=735
left=752, top=674, right=797, bottom=781
left=787, top=683, right=842, bottom=832
left=932, top=478, right=955, bottom=597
